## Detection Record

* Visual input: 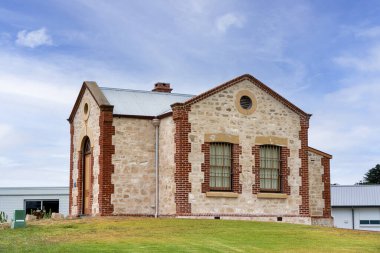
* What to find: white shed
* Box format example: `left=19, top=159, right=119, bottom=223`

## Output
left=0, top=187, right=69, bottom=221
left=331, top=185, right=380, bottom=231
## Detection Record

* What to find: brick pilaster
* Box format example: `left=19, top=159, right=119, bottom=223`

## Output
left=299, top=117, right=310, bottom=216
left=322, top=157, right=331, bottom=218
left=232, top=144, right=242, bottom=193
left=252, top=145, right=260, bottom=194
left=281, top=147, right=291, bottom=195
left=98, top=106, right=115, bottom=216
left=173, top=104, right=192, bottom=215
left=201, top=143, right=210, bottom=193
left=77, top=151, right=83, bottom=213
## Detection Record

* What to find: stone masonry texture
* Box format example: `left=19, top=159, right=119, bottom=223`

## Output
left=69, top=77, right=332, bottom=226
left=71, top=89, right=101, bottom=216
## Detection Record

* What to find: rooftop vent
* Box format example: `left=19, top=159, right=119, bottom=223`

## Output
left=152, top=82, right=172, bottom=93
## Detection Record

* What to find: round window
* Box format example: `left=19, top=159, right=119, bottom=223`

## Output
left=84, top=103, right=89, bottom=115
left=240, top=96, right=252, bottom=109
left=235, top=90, right=257, bottom=115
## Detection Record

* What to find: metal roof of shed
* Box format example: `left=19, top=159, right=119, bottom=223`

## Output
left=101, top=87, right=194, bottom=116
left=0, top=187, right=69, bottom=196
left=331, top=185, right=380, bottom=207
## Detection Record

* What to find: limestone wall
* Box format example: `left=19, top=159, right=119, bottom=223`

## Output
left=188, top=79, right=303, bottom=216
left=158, top=116, right=176, bottom=215
left=308, top=151, right=325, bottom=217
left=111, top=118, right=155, bottom=215
left=71, top=89, right=101, bottom=216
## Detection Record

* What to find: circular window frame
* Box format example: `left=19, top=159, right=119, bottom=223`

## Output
left=83, top=102, right=90, bottom=120
left=235, top=90, right=257, bottom=115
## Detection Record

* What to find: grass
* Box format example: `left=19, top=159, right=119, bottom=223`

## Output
left=0, top=217, right=379, bottom=252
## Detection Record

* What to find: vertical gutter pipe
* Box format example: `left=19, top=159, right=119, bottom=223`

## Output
left=152, top=118, right=160, bottom=218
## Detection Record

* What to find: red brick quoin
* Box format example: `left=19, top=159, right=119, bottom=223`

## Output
left=172, top=103, right=192, bottom=215
left=322, top=157, right=332, bottom=218
left=98, top=106, right=115, bottom=216
left=77, top=150, right=83, bottom=212
left=299, top=116, right=310, bottom=216
left=74, top=141, right=94, bottom=215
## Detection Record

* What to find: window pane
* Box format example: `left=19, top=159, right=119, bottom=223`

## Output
left=210, top=143, right=232, bottom=190
left=360, top=220, right=370, bottom=225
left=25, top=201, right=41, bottom=215
left=370, top=220, right=380, bottom=225
left=42, top=200, right=59, bottom=213
left=259, top=145, right=281, bottom=191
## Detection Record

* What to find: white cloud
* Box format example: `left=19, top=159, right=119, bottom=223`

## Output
left=334, top=44, right=380, bottom=72
left=16, top=27, right=52, bottom=48
left=355, top=26, right=380, bottom=38
left=215, top=13, right=244, bottom=33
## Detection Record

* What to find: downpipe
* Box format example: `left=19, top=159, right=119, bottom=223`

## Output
left=152, top=118, right=160, bottom=218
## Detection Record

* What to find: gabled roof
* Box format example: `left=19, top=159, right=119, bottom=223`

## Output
left=308, top=147, right=333, bottom=159
left=175, top=74, right=311, bottom=118
left=68, top=81, right=112, bottom=123
left=101, top=87, right=193, bottom=117
left=331, top=185, right=380, bottom=207
left=69, top=74, right=311, bottom=121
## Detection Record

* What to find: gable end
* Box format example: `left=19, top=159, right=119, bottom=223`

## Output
left=178, top=74, right=311, bottom=119
left=68, top=81, right=113, bottom=123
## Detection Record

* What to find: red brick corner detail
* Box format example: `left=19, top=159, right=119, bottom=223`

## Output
left=252, top=145, right=260, bottom=194
left=281, top=147, right=291, bottom=195
left=77, top=151, right=83, bottom=213
left=98, top=107, right=115, bottom=216
left=322, top=157, right=332, bottom=218
left=299, top=117, right=310, bottom=216
left=232, top=144, right=243, bottom=193
left=173, top=104, right=192, bottom=215
left=201, top=143, right=210, bottom=193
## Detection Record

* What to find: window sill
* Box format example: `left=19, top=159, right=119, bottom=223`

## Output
left=257, top=193, right=288, bottom=199
left=206, top=192, right=239, bottom=198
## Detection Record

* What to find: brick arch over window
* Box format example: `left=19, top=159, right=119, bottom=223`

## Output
left=76, top=127, right=95, bottom=149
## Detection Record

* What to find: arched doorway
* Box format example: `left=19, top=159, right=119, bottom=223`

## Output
left=82, top=137, right=92, bottom=215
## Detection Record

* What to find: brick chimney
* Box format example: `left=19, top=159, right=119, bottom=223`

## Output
left=152, top=82, right=172, bottom=93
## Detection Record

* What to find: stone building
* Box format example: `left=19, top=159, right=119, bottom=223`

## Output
left=68, top=74, right=333, bottom=225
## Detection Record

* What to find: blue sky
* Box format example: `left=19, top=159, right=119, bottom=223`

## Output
left=0, top=0, right=379, bottom=186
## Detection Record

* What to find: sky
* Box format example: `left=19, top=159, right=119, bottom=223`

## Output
left=0, top=0, right=379, bottom=187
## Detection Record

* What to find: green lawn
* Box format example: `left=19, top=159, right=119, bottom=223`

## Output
left=0, top=217, right=379, bottom=252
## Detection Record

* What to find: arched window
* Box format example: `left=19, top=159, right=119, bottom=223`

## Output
left=83, top=138, right=91, bottom=154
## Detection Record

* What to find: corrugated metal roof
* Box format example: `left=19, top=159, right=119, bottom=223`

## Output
left=0, top=187, right=69, bottom=196
left=331, top=185, right=380, bottom=206
left=100, top=87, right=194, bottom=116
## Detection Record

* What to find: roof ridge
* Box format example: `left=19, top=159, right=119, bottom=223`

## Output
left=100, top=87, right=194, bottom=97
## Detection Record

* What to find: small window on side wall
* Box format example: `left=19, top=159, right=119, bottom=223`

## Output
left=210, top=143, right=232, bottom=191
left=260, top=145, right=281, bottom=192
